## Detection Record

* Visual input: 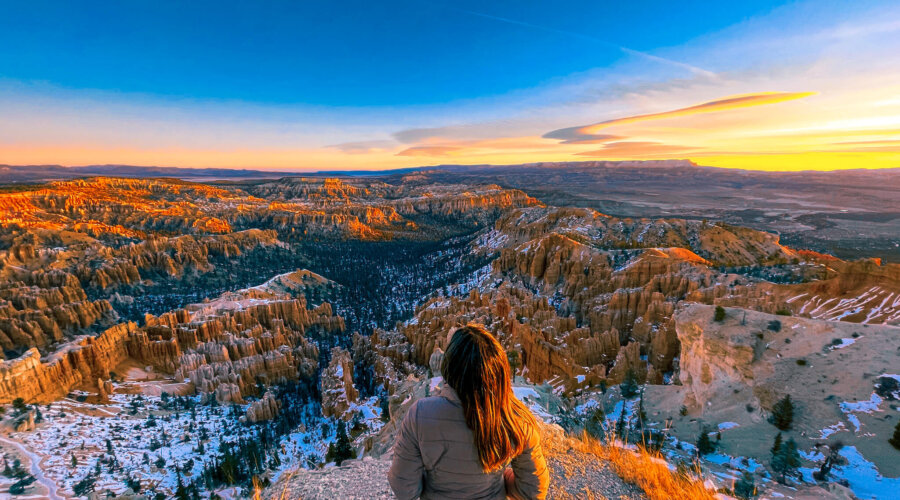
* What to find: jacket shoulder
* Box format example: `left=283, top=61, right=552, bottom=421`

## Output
left=413, top=395, right=457, bottom=413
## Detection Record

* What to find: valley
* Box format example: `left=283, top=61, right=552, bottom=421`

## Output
left=0, top=167, right=898, bottom=499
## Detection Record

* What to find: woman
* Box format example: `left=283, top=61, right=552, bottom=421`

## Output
left=388, top=324, right=550, bottom=499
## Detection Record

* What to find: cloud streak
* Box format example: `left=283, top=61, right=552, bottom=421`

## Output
left=396, top=146, right=463, bottom=157
left=545, top=92, right=815, bottom=143
left=448, top=6, right=717, bottom=79
left=328, top=140, right=397, bottom=154
left=575, top=141, right=700, bottom=157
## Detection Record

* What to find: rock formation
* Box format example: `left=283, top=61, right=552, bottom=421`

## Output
left=0, top=275, right=342, bottom=403
left=0, top=321, right=137, bottom=403
left=320, top=347, right=359, bottom=419
left=246, top=392, right=281, bottom=422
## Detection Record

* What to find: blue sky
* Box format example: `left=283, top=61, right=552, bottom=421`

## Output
left=1, top=0, right=782, bottom=106
left=1, top=0, right=899, bottom=170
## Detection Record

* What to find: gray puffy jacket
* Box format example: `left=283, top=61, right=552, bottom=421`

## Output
left=387, top=385, right=549, bottom=500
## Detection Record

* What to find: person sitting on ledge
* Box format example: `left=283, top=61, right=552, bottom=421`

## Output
left=388, top=323, right=549, bottom=500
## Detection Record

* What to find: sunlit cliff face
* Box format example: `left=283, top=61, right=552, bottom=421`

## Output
left=0, top=177, right=543, bottom=245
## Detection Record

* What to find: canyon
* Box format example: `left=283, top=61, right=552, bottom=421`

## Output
left=0, top=168, right=897, bottom=499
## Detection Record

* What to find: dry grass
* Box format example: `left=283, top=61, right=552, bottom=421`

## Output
left=252, top=476, right=262, bottom=500
left=256, top=468, right=296, bottom=500
left=576, top=434, right=717, bottom=500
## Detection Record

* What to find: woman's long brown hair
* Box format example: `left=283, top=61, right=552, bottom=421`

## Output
left=441, top=323, right=537, bottom=472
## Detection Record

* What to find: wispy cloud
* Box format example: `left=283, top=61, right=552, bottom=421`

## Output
left=545, top=92, right=815, bottom=142
left=394, top=135, right=559, bottom=157
left=575, top=141, right=700, bottom=157
left=447, top=6, right=717, bottom=79
left=328, top=140, right=397, bottom=154
left=396, top=146, right=463, bottom=157
left=542, top=130, right=622, bottom=145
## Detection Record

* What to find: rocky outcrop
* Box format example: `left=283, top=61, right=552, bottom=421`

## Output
left=246, top=392, right=281, bottom=422
left=707, top=258, right=900, bottom=326
left=492, top=206, right=795, bottom=266
left=378, top=286, right=610, bottom=394
left=675, top=303, right=900, bottom=416
left=320, top=347, right=359, bottom=419
left=0, top=224, right=279, bottom=357
left=0, top=178, right=241, bottom=241
left=244, top=178, right=541, bottom=239
left=75, top=229, right=280, bottom=289
left=0, top=274, right=342, bottom=404
left=388, top=185, right=541, bottom=222
left=428, top=347, right=443, bottom=375
left=0, top=321, right=137, bottom=403
left=491, top=233, right=720, bottom=374
left=0, top=291, right=116, bottom=356
left=247, top=177, right=390, bottom=203
left=661, top=302, right=900, bottom=484
left=352, top=330, right=421, bottom=395
left=149, top=294, right=336, bottom=401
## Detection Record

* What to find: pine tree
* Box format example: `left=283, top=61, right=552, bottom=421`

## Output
left=696, top=430, right=715, bottom=456
left=714, top=306, right=726, bottom=322
left=585, top=404, right=606, bottom=439
left=11, top=459, right=24, bottom=478
left=507, top=350, right=520, bottom=378
left=190, top=481, right=202, bottom=500
left=733, top=471, right=756, bottom=499
left=770, top=432, right=783, bottom=459
left=890, top=421, right=900, bottom=450
left=12, top=397, right=26, bottom=414
left=9, top=479, right=28, bottom=496
left=125, top=474, right=142, bottom=493
left=379, top=396, right=390, bottom=423
left=174, top=471, right=190, bottom=500
left=325, top=420, right=355, bottom=465
left=620, top=369, right=639, bottom=399
left=771, top=437, right=801, bottom=483
left=73, top=475, right=96, bottom=496
left=335, top=420, right=354, bottom=464
left=771, top=395, right=795, bottom=430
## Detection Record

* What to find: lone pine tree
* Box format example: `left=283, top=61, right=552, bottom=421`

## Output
left=771, top=395, right=795, bottom=430
left=714, top=306, right=726, bottom=322
left=696, top=430, right=715, bottom=456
